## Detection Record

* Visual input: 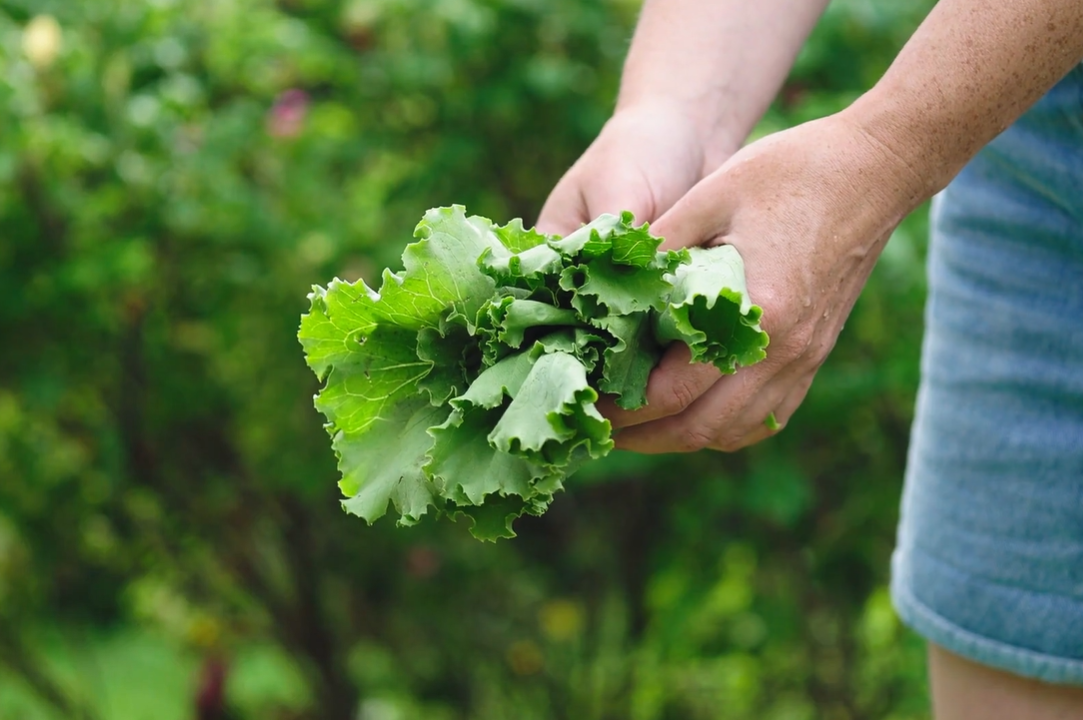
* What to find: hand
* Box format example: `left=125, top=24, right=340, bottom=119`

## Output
left=604, top=112, right=926, bottom=453
left=536, top=105, right=735, bottom=235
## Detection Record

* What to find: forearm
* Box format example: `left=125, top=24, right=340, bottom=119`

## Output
left=617, top=0, right=831, bottom=168
left=848, top=0, right=1083, bottom=206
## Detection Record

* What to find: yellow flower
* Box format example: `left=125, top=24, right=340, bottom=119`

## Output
left=23, top=15, right=62, bottom=70
left=539, top=598, right=582, bottom=642
left=187, top=614, right=222, bottom=649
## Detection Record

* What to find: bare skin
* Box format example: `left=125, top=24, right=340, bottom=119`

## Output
left=585, top=0, right=1083, bottom=453
left=930, top=645, right=1083, bottom=720
left=539, top=0, right=1083, bottom=715
left=537, top=0, right=830, bottom=237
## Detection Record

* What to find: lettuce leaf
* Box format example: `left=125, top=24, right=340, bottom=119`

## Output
left=300, top=206, right=768, bottom=540
left=655, top=246, right=770, bottom=370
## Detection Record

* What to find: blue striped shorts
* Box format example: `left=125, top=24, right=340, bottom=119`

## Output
left=891, top=63, right=1083, bottom=684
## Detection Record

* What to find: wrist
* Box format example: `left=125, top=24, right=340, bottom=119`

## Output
left=841, top=69, right=1007, bottom=208
left=836, top=88, right=952, bottom=213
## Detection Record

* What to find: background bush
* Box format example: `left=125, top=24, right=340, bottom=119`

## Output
left=0, top=0, right=935, bottom=718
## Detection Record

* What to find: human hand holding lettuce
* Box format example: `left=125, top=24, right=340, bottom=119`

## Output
left=299, top=208, right=768, bottom=540
left=597, top=115, right=921, bottom=454
left=541, top=0, right=1083, bottom=455
left=300, top=0, right=1083, bottom=538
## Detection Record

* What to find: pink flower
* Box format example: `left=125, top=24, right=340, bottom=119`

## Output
left=266, top=88, right=309, bottom=138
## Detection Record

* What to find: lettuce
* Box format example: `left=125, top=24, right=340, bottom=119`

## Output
left=299, top=206, right=768, bottom=540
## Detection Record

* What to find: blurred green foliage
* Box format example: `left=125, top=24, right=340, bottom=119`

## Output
left=0, top=0, right=934, bottom=718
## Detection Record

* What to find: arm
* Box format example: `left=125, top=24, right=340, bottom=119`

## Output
left=537, top=0, right=830, bottom=234
left=607, top=0, right=1083, bottom=453
left=618, top=0, right=832, bottom=169
left=849, top=0, right=1083, bottom=205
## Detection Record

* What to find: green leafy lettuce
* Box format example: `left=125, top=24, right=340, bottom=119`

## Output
left=299, top=206, right=768, bottom=540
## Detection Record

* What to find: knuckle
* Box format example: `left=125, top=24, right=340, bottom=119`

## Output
left=673, top=423, right=715, bottom=453
left=780, top=323, right=817, bottom=361
left=714, top=434, right=746, bottom=453
left=656, top=376, right=699, bottom=416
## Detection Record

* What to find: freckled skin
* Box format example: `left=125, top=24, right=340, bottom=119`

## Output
left=855, top=1, right=1083, bottom=198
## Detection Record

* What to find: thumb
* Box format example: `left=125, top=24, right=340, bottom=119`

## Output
left=651, top=171, right=738, bottom=252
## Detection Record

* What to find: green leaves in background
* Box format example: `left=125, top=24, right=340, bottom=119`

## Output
left=0, top=0, right=936, bottom=715
left=299, top=207, right=768, bottom=539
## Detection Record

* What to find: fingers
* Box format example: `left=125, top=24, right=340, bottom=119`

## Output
left=612, top=363, right=815, bottom=455
left=597, top=343, right=722, bottom=430
left=612, top=362, right=774, bottom=454
left=704, top=373, right=813, bottom=452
